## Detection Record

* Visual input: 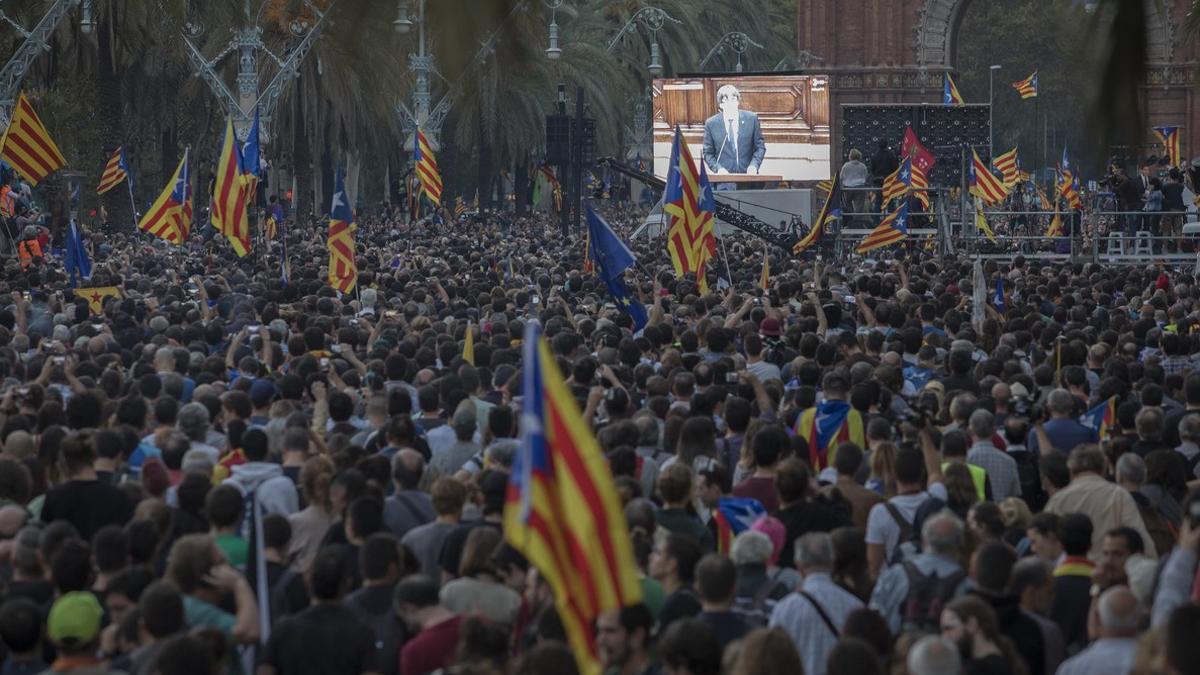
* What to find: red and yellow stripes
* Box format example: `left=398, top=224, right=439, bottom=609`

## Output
left=971, top=149, right=1010, bottom=206
left=137, top=150, right=192, bottom=244
left=96, top=147, right=127, bottom=195
left=415, top=129, right=443, bottom=205
left=992, top=147, right=1021, bottom=187
left=0, top=93, right=66, bottom=186
left=211, top=119, right=252, bottom=257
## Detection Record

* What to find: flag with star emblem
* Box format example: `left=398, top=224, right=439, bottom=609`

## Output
left=856, top=202, right=909, bottom=254
left=992, top=147, right=1021, bottom=187
left=944, top=73, right=965, bottom=106
left=74, top=286, right=121, bottom=315
left=211, top=118, right=252, bottom=256
left=96, top=147, right=129, bottom=195
left=1152, top=126, right=1181, bottom=168
left=881, top=157, right=912, bottom=207
left=327, top=168, right=357, bottom=293
left=1057, top=147, right=1082, bottom=210
left=970, top=149, right=1010, bottom=205
left=1011, top=71, right=1038, bottom=99
left=137, top=149, right=192, bottom=244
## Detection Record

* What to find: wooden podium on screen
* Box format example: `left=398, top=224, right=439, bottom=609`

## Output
left=709, top=174, right=784, bottom=184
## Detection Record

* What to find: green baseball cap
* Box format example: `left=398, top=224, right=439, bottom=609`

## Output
left=47, top=591, right=103, bottom=646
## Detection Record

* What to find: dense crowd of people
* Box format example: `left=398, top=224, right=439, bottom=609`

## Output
left=0, top=199, right=1200, bottom=675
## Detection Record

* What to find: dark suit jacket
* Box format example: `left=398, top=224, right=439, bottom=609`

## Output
left=702, top=110, right=766, bottom=175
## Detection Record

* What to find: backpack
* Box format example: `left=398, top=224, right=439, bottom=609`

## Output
left=900, top=561, right=967, bottom=634
left=883, top=495, right=946, bottom=565
left=734, top=572, right=788, bottom=628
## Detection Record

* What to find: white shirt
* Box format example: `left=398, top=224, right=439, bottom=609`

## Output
left=1054, top=637, right=1136, bottom=675
left=864, top=482, right=949, bottom=560
left=770, top=574, right=864, bottom=675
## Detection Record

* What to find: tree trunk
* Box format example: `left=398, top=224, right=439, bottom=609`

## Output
left=514, top=157, right=529, bottom=216
left=96, top=3, right=131, bottom=228
left=475, top=114, right=493, bottom=209
left=291, top=82, right=311, bottom=219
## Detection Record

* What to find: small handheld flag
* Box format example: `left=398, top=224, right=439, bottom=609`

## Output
left=794, top=172, right=841, bottom=254
left=586, top=203, right=648, bottom=331
left=1011, top=71, right=1038, bottom=99
left=74, top=286, right=121, bottom=315
left=65, top=219, right=91, bottom=288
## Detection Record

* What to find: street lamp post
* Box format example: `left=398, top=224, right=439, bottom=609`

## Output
left=699, top=32, right=764, bottom=73
left=544, top=0, right=562, bottom=59
left=989, top=64, right=1001, bottom=159
left=602, top=6, right=681, bottom=73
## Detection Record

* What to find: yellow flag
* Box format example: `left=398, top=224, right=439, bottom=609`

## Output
left=974, top=197, right=995, bottom=243
left=759, top=252, right=770, bottom=290
left=75, top=286, right=121, bottom=315
left=463, top=321, right=475, bottom=366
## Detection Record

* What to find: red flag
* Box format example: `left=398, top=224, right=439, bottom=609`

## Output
left=901, top=127, right=936, bottom=175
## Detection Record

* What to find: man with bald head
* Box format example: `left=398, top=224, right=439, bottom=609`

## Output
left=383, top=449, right=435, bottom=539
left=907, top=635, right=963, bottom=675
left=1054, top=585, right=1141, bottom=675
left=3, top=430, right=33, bottom=459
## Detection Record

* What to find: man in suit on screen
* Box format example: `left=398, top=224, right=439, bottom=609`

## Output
left=702, top=84, right=767, bottom=179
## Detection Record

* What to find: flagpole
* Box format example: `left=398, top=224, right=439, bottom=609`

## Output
left=717, top=226, right=735, bottom=286
left=125, top=175, right=137, bottom=232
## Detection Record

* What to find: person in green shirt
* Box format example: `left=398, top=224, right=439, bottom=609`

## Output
left=207, top=484, right=249, bottom=568
left=165, top=533, right=260, bottom=675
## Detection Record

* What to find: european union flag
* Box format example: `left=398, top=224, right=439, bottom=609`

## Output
left=992, top=277, right=1007, bottom=315
left=586, top=202, right=647, bottom=331
left=65, top=219, right=91, bottom=288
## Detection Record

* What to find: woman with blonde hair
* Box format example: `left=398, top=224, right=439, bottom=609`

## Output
left=867, top=441, right=898, bottom=497
left=998, top=496, right=1034, bottom=553
left=286, top=455, right=334, bottom=568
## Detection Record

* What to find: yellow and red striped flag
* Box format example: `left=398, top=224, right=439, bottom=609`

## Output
left=327, top=168, right=357, bottom=293
left=414, top=128, right=443, bottom=205
left=759, top=250, right=770, bottom=290
left=96, top=147, right=129, bottom=195
left=1011, top=71, right=1038, bottom=99
left=910, top=162, right=931, bottom=210
left=211, top=119, right=252, bottom=257
left=663, top=126, right=716, bottom=293
left=857, top=202, right=910, bottom=254
left=794, top=172, right=841, bottom=254
left=969, top=149, right=1010, bottom=205
left=881, top=158, right=910, bottom=206
left=264, top=215, right=278, bottom=241
left=462, top=321, right=475, bottom=366
left=992, top=147, right=1021, bottom=187
left=504, top=322, right=642, bottom=675
left=137, top=149, right=192, bottom=244
left=944, top=74, right=965, bottom=106
left=0, top=93, right=66, bottom=186
left=1046, top=205, right=1064, bottom=237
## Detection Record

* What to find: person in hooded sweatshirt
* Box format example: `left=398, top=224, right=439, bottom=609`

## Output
left=223, top=427, right=299, bottom=517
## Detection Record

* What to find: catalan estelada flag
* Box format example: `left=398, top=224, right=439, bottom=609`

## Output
left=0, top=93, right=67, bottom=186
left=1057, top=147, right=1082, bottom=210
left=759, top=249, right=770, bottom=291
left=504, top=321, right=642, bottom=675
left=794, top=399, right=865, bottom=471
left=1079, top=396, right=1117, bottom=441
left=970, top=149, right=1010, bottom=205
left=856, top=202, right=910, bottom=254
left=414, top=128, right=443, bottom=205
left=454, top=196, right=466, bottom=218
left=1152, top=126, right=1181, bottom=168
left=944, top=73, right=965, bottom=106
left=137, top=149, right=192, bottom=244
left=794, top=172, right=841, bottom=254
left=910, top=161, right=931, bottom=210
left=264, top=215, right=278, bottom=241
left=1011, top=71, right=1038, bottom=99
left=74, top=286, right=121, bottom=315
left=881, top=157, right=911, bottom=207
left=992, top=147, right=1021, bottom=187
left=663, top=126, right=716, bottom=293
left=327, top=168, right=357, bottom=293
left=96, top=147, right=129, bottom=195
left=211, top=119, right=252, bottom=257
left=712, top=497, right=766, bottom=555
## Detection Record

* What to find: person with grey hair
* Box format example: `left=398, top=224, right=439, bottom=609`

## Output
left=1046, top=446, right=1157, bottom=562
left=966, top=409, right=1021, bottom=500
left=1054, top=586, right=1140, bottom=675
left=701, top=83, right=766, bottom=178
left=906, top=635, right=963, bottom=675
left=154, top=345, right=196, bottom=403
left=1132, top=406, right=1171, bottom=456
left=1028, top=388, right=1097, bottom=455
left=769, top=532, right=864, bottom=675
left=1173, top=413, right=1200, bottom=476
left=176, top=402, right=219, bottom=465
left=730, top=530, right=790, bottom=624
left=869, top=512, right=970, bottom=635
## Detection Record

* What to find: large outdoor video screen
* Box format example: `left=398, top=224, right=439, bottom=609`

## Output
left=651, top=74, right=832, bottom=183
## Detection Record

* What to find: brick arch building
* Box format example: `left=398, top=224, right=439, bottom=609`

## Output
left=796, top=0, right=1198, bottom=164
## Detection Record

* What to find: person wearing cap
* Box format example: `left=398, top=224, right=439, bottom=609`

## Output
left=44, top=592, right=118, bottom=674
left=248, top=378, right=277, bottom=427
